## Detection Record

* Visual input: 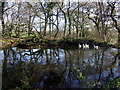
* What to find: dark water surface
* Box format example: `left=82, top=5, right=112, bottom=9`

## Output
left=0, top=47, right=120, bottom=89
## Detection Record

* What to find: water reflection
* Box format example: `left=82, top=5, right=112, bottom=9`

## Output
left=1, top=47, right=120, bottom=89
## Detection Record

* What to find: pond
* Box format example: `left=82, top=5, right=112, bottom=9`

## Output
left=0, top=47, right=120, bottom=89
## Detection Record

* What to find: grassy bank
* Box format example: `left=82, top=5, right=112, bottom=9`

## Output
left=0, top=35, right=118, bottom=50
left=0, top=36, right=25, bottom=49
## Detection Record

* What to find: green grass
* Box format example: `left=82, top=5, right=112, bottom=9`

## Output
left=1, top=29, right=118, bottom=46
left=20, top=33, right=28, bottom=37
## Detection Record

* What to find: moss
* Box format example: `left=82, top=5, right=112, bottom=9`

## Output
left=1, top=36, right=118, bottom=49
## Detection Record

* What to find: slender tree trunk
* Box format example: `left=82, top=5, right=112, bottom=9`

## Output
left=58, top=4, right=66, bottom=37
left=64, top=13, right=67, bottom=37
left=99, top=2, right=107, bottom=42
left=109, top=3, right=120, bottom=49
left=17, top=6, right=21, bottom=37
left=67, top=2, right=71, bottom=37
left=1, top=2, right=5, bottom=36
left=48, top=9, right=52, bottom=37
left=49, top=16, right=51, bottom=37
left=39, top=18, right=41, bottom=35
left=1, top=15, right=5, bottom=36
left=76, top=1, right=80, bottom=38
left=51, top=12, right=54, bottom=37
left=55, top=8, right=59, bottom=37
left=28, top=15, right=31, bottom=36
left=44, top=16, right=47, bottom=37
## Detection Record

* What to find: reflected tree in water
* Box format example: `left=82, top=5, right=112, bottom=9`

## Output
left=2, top=47, right=120, bottom=88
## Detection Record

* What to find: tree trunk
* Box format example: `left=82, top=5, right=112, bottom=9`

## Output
left=67, top=2, right=71, bottom=37
left=44, top=17, right=47, bottom=37
left=39, top=18, right=42, bottom=35
left=1, top=2, right=5, bottom=36
left=64, top=13, right=67, bottom=37
left=28, top=15, right=31, bottom=36
left=49, top=16, right=51, bottom=37
left=77, top=1, right=80, bottom=38
left=57, top=3, right=66, bottom=37
left=54, top=8, right=59, bottom=38
left=110, top=7, right=120, bottom=49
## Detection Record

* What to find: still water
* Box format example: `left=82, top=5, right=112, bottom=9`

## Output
left=0, top=47, right=120, bottom=89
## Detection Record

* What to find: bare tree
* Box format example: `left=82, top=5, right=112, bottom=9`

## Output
left=107, top=1, right=120, bottom=47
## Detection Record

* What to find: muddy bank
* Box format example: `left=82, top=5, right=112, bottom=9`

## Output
left=0, top=36, right=34, bottom=49
left=0, top=36, right=119, bottom=49
left=15, top=37, right=118, bottom=49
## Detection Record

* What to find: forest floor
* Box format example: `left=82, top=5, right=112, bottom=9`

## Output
left=0, top=36, right=119, bottom=49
